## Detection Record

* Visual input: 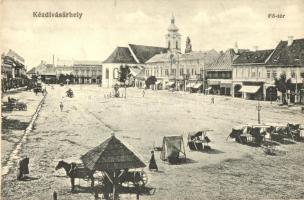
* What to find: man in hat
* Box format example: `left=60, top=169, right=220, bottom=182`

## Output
left=149, top=151, right=158, bottom=171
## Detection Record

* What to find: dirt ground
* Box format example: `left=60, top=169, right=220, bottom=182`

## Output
left=1, top=85, right=304, bottom=200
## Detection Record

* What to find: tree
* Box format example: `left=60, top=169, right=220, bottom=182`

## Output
left=69, top=73, right=75, bottom=84
left=118, top=65, right=131, bottom=98
left=275, top=73, right=292, bottom=105
left=145, top=76, right=157, bottom=89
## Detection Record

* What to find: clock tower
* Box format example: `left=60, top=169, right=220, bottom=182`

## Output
left=166, top=15, right=181, bottom=53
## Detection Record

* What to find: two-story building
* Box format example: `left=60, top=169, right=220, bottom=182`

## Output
left=145, top=50, right=219, bottom=91
left=144, top=16, right=219, bottom=92
left=265, top=37, right=304, bottom=103
left=1, top=49, right=27, bottom=91
left=232, top=49, right=274, bottom=100
left=206, top=49, right=238, bottom=95
left=56, top=60, right=102, bottom=84
left=232, top=37, right=304, bottom=102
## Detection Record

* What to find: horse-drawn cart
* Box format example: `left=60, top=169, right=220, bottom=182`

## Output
left=66, top=89, right=74, bottom=98
left=56, top=134, right=147, bottom=200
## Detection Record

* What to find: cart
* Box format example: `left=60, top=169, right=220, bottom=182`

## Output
left=2, top=98, right=27, bottom=111
left=187, top=129, right=212, bottom=151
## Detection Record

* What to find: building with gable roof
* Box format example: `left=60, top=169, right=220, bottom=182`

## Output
left=102, top=44, right=167, bottom=88
left=1, top=49, right=27, bottom=91
left=264, top=37, right=304, bottom=103
left=206, top=49, right=240, bottom=95
left=232, top=49, right=274, bottom=100
left=232, top=36, right=304, bottom=102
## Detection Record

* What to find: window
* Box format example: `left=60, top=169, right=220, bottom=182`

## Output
left=291, top=70, right=296, bottom=78
left=272, top=70, right=277, bottom=79
left=267, top=70, right=271, bottom=78
left=106, top=69, right=109, bottom=79
left=113, top=68, right=118, bottom=79
left=191, top=69, right=194, bottom=75
left=168, top=41, right=171, bottom=49
left=165, top=69, right=169, bottom=76
left=176, top=41, right=178, bottom=49
left=180, top=68, right=184, bottom=76
left=186, top=69, right=190, bottom=75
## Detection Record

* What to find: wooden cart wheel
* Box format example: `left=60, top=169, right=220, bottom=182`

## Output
left=142, top=171, right=148, bottom=186
left=138, top=171, right=148, bottom=187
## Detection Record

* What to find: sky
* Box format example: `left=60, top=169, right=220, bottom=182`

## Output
left=1, top=0, right=304, bottom=69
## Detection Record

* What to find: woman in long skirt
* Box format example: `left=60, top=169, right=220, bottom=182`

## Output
left=149, top=151, right=158, bottom=171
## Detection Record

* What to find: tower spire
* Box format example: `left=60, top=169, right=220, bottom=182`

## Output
left=171, top=13, right=175, bottom=24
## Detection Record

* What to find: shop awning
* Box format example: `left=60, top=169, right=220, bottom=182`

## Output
left=167, top=81, right=175, bottom=87
left=208, top=80, right=220, bottom=86
left=205, top=87, right=212, bottom=91
left=186, top=82, right=195, bottom=88
left=192, top=83, right=202, bottom=89
left=239, top=85, right=261, bottom=94
left=155, top=81, right=162, bottom=85
left=220, top=83, right=232, bottom=88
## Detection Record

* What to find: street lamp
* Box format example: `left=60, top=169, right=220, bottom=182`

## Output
left=256, top=102, right=262, bottom=124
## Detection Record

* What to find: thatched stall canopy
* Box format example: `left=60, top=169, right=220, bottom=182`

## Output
left=81, top=134, right=146, bottom=171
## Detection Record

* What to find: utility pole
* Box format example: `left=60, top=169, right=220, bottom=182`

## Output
left=295, top=73, right=298, bottom=104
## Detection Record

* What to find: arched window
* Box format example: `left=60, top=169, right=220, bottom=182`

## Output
left=113, top=68, right=118, bottom=79
left=106, top=69, right=109, bottom=79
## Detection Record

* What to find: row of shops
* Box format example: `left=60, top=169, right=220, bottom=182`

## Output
left=1, top=50, right=28, bottom=93
left=27, top=59, right=103, bottom=85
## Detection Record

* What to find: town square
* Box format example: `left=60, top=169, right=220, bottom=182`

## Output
left=1, top=0, right=304, bottom=199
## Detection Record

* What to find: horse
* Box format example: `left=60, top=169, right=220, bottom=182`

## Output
left=55, top=160, right=95, bottom=191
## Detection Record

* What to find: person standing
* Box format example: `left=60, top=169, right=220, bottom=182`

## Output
left=17, top=157, right=29, bottom=180
left=142, top=89, right=145, bottom=97
left=149, top=151, right=158, bottom=171
left=211, top=96, right=215, bottom=104
left=60, top=102, right=64, bottom=112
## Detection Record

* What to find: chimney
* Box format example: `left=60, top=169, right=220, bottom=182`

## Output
left=234, top=41, right=239, bottom=54
left=288, top=36, right=294, bottom=46
left=253, top=46, right=258, bottom=51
